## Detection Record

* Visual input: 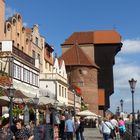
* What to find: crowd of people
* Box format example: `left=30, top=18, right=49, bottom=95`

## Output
left=59, top=114, right=85, bottom=140
left=0, top=113, right=85, bottom=140
left=0, top=118, right=34, bottom=140
left=0, top=112, right=128, bottom=140
left=98, top=114, right=126, bottom=140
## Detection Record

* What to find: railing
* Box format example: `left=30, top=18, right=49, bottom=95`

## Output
left=40, top=73, right=67, bottom=83
left=125, top=121, right=140, bottom=139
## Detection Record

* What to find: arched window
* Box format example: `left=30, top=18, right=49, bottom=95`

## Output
left=7, top=23, right=11, bottom=31
left=12, top=19, right=16, bottom=26
left=26, top=39, right=29, bottom=45
left=18, top=15, right=21, bottom=22
left=22, top=27, right=25, bottom=33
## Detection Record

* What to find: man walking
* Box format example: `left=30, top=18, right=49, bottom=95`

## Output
left=65, top=115, right=75, bottom=140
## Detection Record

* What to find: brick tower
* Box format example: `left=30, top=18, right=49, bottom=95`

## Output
left=0, top=0, right=5, bottom=40
left=61, top=30, right=122, bottom=116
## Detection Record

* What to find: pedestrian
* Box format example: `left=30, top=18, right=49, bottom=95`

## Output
left=65, top=115, right=75, bottom=140
left=74, top=117, right=80, bottom=140
left=0, top=117, right=14, bottom=140
left=118, top=117, right=126, bottom=138
left=110, top=115, right=118, bottom=140
left=59, top=114, right=66, bottom=140
left=101, top=118, right=114, bottom=140
left=79, top=116, right=85, bottom=140
left=13, top=119, right=34, bottom=140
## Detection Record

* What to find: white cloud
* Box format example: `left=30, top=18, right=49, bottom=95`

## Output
left=122, top=39, right=140, bottom=54
left=110, top=38, right=140, bottom=113
left=5, top=6, right=16, bottom=19
left=5, top=6, right=28, bottom=27
left=23, top=22, right=28, bottom=27
left=114, top=62, right=140, bottom=89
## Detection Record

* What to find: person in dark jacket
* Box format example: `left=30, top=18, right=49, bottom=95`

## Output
left=79, top=117, right=85, bottom=140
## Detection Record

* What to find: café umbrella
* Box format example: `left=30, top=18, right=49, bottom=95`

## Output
left=77, top=110, right=97, bottom=117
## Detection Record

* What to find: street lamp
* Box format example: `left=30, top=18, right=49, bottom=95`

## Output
left=72, top=89, right=76, bottom=119
left=120, top=99, right=124, bottom=112
left=116, top=106, right=120, bottom=116
left=7, top=85, right=16, bottom=129
left=129, top=78, right=137, bottom=138
left=33, top=94, right=39, bottom=126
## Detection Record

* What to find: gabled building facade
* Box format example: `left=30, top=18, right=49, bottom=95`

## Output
left=40, top=57, right=68, bottom=105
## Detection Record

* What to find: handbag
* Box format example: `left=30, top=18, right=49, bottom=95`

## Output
left=104, top=122, right=115, bottom=138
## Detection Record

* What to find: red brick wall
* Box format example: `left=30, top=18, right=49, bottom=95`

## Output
left=68, top=66, right=99, bottom=114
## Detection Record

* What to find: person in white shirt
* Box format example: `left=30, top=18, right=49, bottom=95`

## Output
left=101, top=118, right=114, bottom=140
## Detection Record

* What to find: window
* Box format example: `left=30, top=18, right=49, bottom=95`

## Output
left=17, top=43, right=19, bottom=49
left=22, top=46, right=24, bottom=51
left=31, top=73, right=38, bottom=86
left=17, top=33, right=20, bottom=37
left=78, top=81, right=84, bottom=87
left=22, top=27, right=25, bottom=33
left=18, top=15, right=21, bottom=22
left=65, top=88, right=67, bottom=98
left=23, top=69, right=30, bottom=83
left=45, top=62, right=47, bottom=69
left=30, top=72, right=33, bottom=84
left=0, top=62, right=2, bottom=72
left=79, top=69, right=82, bottom=74
left=32, top=50, right=35, bottom=59
left=46, top=49, right=51, bottom=57
left=13, top=19, right=16, bottom=26
left=59, top=85, right=61, bottom=96
left=13, top=64, right=21, bottom=80
left=35, top=37, right=38, bottom=46
left=37, top=53, right=40, bottom=63
left=0, top=42, right=2, bottom=51
left=26, top=39, right=29, bottom=45
left=7, top=24, right=11, bottom=31
left=49, top=64, right=51, bottom=71
left=62, top=87, right=64, bottom=97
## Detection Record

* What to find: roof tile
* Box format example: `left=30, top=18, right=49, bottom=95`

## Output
left=62, top=30, right=121, bottom=45
left=60, top=44, right=99, bottom=68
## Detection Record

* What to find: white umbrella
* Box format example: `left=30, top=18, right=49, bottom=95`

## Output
left=85, top=116, right=97, bottom=119
left=77, top=110, right=97, bottom=116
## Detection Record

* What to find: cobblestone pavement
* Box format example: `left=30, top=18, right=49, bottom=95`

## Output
left=81, top=128, right=103, bottom=140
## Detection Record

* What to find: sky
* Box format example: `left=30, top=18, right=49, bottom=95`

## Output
left=5, top=0, right=140, bottom=113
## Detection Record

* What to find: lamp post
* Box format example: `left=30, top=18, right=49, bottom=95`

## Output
left=116, top=106, right=120, bottom=116
left=33, top=94, right=39, bottom=126
left=120, top=99, right=124, bottom=112
left=7, top=85, right=16, bottom=130
left=129, top=78, right=137, bottom=138
left=72, top=89, right=76, bottom=119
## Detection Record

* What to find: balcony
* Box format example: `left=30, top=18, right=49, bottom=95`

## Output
left=13, top=46, right=35, bottom=65
left=40, top=73, right=67, bottom=83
